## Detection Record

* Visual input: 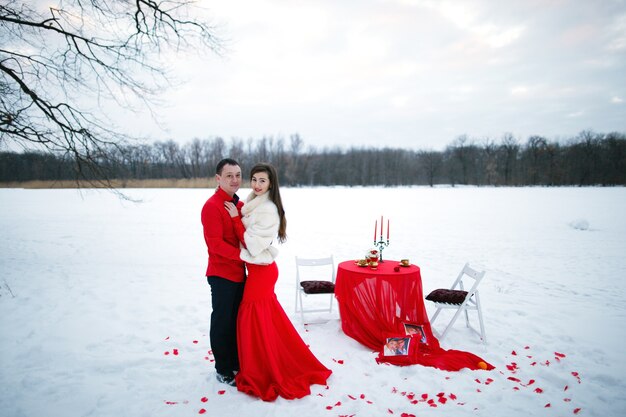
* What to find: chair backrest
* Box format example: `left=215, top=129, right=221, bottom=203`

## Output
left=295, top=255, right=336, bottom=285
left=450, top=262, right=485, bottom=297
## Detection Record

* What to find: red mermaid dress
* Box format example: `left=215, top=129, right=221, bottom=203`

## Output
left=232, top=195, right=331, bottom=401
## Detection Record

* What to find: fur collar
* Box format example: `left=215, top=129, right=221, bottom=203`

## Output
left=241, top=192, right=270, bottom=216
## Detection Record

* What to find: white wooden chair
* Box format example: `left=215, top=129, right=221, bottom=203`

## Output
left=294, top=255, right=336, bottom=323
left=426, top=263, right=487, bottom=343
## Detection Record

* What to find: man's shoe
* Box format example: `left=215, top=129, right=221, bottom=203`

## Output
left=216, top=373, right=236, bottom=387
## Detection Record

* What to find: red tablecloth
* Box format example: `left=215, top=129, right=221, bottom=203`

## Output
left=335, top=260, right=433, bottom=351
left=335, top=260, right=494, bottom=371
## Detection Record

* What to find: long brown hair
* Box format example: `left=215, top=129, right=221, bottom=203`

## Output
left=250, top=163, right=287, bottom=243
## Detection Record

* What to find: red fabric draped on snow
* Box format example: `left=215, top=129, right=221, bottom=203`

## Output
left=335, top=260, right=493, bottom=371
left=235, top=262, right=332, bottom=401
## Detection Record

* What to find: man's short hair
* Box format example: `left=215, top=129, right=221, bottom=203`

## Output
left=216, top=158, right=240, bottom=175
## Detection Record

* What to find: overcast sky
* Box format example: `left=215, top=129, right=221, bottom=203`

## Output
left=127, top=0, right=626, bottom=150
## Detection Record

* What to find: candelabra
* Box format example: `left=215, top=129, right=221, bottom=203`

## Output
left=374, top=236, right=390, bottom=262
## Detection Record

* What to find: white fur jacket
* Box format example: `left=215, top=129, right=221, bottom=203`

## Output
left=238, top=192, right=279, bottom=265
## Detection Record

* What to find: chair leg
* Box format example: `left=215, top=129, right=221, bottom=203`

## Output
left=430, top=307, right=442, bottom=325
left=475, top=293, right=487, bottom=344
left=299, top=291, right=305, bottom=323
left=440, top=306, right=466, bottom=341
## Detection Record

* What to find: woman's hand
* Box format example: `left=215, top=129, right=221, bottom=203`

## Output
left=224, top=201, right=239, bottom=218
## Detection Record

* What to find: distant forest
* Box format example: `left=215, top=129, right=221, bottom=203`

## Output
left=1, top=130, right=625, bottom=186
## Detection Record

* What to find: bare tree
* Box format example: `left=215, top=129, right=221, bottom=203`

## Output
left=523, top=135, right=548, bottom=185
left=499, top=133, right=519, bottom=185
left=418, top=150, right=442, bottom=187
left=0, top=0, right=222, bottom=186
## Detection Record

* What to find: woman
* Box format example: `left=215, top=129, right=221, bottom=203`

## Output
left=224, top=162, right=331, bottom=401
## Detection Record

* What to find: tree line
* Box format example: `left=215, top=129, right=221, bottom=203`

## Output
left=1, top=130, right=625, bottom=187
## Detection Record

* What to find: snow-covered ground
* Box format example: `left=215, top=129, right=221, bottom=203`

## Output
left=1, top=186, right=624, bottom=417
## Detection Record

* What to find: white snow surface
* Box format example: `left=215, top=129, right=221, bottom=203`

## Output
left=1, top=186, right=625, bottom=417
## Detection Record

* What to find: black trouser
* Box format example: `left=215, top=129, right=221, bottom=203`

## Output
left=207, top=276, right=244, bottom=376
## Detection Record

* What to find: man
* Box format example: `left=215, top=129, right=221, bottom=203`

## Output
left=201, top=158, right=246, bottom=386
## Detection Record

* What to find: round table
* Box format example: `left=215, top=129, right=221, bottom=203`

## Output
left=334, top=260, right=432, bottom=351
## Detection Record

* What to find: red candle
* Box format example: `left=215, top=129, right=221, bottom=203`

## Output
left=374, top=220, right=377, bottom=242
left=387, top=219, right=390, bottom=240
left=380, top=216, right=383, bottom=236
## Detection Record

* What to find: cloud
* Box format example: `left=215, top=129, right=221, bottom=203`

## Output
left=127, top=0, right=626, bottom=149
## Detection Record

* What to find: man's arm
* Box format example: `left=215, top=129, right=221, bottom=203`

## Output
left=202, top=203, right=242, bottom=261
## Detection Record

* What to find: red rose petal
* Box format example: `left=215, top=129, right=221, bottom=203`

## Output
left=564, top=385, right=569, bottom=391
left=555, top=352, right=566, bottom=358
left=387, top=408, right=394, bottom=414
left=475, top=378, right=482, bottom=384
left=564, top=398, right=572, bottom=402
left=534, top=388, right=543, bottom=394
left=507, top=377, right=521, bottom=383
left=511, top=350, right=517, bottom=355
left=173, top=349, right=179, bottom=355
left=360, top=394, right=366, bottom=399
left=545, top=403, right=551, bottom=408
left=193, top=340, right=198, bottom=344
left=438, top=397, right=447, bottom=404
left=338, top=360, right=344, bottom=364
left=164, top=401, right=177, bottom=405
left=217, top=390, right=225, bottom=395
left=530, top=361, right=537, bottom=366
left=485, top=378, right=494, bottom=385
left=421, top=393, right=428, bottom=400
left=165, top=336, right=170, bottom=340
left=199, top=409, right=206, bottom=414
left=201, top=397, right=208, bottom=402
left=524, top=346, right=530, bottom=349
left=366, top=400, right=373, bottom=404
left=335, top=401, right=342, bottom=406
left=573, top=408, right=582, bottom=414
left=449, top=393, right=457, bottom=400
left=164, top=351, right=170, bottom=355
left=326, top=406, right=333, bottom=410
left=348, top=395, right=357, bottom=400
left=526, top=379, right=535, bottom=386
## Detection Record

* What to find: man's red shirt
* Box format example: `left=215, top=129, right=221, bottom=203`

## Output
left=201, top=187, right=245, bottom=282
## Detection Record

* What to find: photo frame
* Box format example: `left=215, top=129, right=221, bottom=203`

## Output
left=383, top=337, right=411, bottom=356
left=403, top=322, right=427, bottom=344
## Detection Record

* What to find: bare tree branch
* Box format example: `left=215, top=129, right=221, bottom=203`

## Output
left=0, top=0, right=223, bottom=189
